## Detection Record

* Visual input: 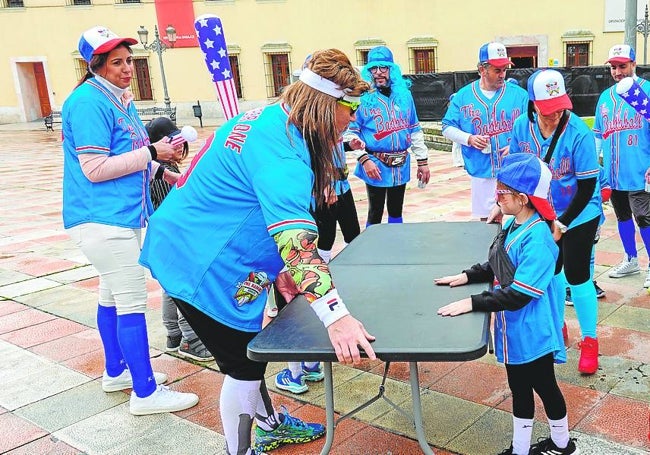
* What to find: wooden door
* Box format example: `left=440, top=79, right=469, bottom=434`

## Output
left=133, top=59, right=153, bottom=101
left=33, top=62, right=51, bottom=116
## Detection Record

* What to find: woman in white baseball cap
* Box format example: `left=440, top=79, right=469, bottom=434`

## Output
left=61, top=26, right=197, bottom=416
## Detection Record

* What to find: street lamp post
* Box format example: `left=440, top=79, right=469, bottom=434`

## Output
left=137, top=24, right=177, bottom=113
left=637, top=4, right=650, bottom=64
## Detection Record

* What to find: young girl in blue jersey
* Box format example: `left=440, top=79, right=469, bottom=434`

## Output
left=62, top=26, right=198, bottom=415
left=435, top=153, right=577, bottom=455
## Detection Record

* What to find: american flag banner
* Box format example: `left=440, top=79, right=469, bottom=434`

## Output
left=616, top=76, right=650, bottom=122
left=194, top=14, right=240, bottom=120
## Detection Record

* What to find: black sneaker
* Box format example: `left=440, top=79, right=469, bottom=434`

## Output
left=565, top=287, right=573, bottom=306
left=178, top=337, right=214, bottom=362
left=530, top=437, right=578, bottom=455
left=594, top=281, right=606, bottom=299
left=166, top=334, right=182, bottom=352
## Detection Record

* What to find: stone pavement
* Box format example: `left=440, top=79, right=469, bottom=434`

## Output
left=0, top=120, right=649, bottom=455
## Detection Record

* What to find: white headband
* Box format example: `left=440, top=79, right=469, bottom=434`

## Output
left=299, top=68, right=361, bottom=103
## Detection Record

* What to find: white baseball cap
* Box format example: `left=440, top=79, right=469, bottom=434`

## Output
left=478, top=42, right=513, bottom=67
left=78, top=26, right=137, bottom=63
left=527, top=69, right=573, bottom=116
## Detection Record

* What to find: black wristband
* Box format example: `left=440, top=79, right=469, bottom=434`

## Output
left=154, top=166, right=165, bottom=180
left=147, top=145, right=157, bottom=161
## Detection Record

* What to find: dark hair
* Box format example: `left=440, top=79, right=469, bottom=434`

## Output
left=74, top=43, right=133, bottom=89
left=527, top=100, right=536, bottom=123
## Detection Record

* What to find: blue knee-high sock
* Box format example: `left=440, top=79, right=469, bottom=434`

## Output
left=116, top=313, right=156, bottom=398
left=568, top=281, right=598, bottom=339
left=97, top=304, right=126, bottom=376
left=388, top=216, right=403, bottom=224
left=640, top=226, right=650, bottom=258
left=618, top=219, right=638, bottom=259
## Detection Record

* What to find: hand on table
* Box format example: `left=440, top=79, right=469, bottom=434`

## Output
left=327, top=314, right=376, bottom=364
left=437, top=298, right=472, bottom=317
left=434, top=273, right=468, bottom=287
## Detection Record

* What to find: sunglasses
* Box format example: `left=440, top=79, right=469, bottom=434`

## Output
left=337, top=99, right=361, bottom=114
left=369, top=66, right=389, bottom=74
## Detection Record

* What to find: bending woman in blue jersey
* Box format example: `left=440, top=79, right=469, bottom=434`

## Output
left=508, top=69, right=601, bottom=376
left=140, top=49, right=377, bottom=455
left=435, top=153, right=577, bottom=455
left=62, top=26, right=198, bottom=415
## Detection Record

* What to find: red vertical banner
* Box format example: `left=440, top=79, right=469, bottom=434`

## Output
left=154, top=0, right=198, bottom=48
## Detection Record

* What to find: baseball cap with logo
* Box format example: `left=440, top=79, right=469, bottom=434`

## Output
left=78, top=26, right=137, bottom=63
left=606, top=44, right=636, bottom=65
left=497, top=153, right=556, bottom=221
left=478, top=42, right=513, bottom=67
left=527, top=69, right=572, bottom=116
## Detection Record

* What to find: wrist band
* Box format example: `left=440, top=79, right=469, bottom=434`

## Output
left=310, top=288, right=350, bottom=327
left=358, top=153, right=370, bottom=165
left=417, top=159, right=428, bottom=167
left=147, top=145, right=157, bottom=161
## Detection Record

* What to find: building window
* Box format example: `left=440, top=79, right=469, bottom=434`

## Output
left=74, top=57, right=152, bottom=101
left=411, top=48, right=436, bottom=73
left=229, top=55, right=243, bottom=98
left=354, top=39, right=386, bottom=68
left=565, top=42, right=590, bottom=67
left=506, top=46, right=538, bottom=68
left=115, top=0, right=140, bottom=3
left=263, top=53, right=290, bottom=98
left=2, top=0, right=24, bottom=7
left=68, top=0, right=91, bottom=4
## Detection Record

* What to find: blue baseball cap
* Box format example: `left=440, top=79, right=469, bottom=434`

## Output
left=366, top=46, right=394, bottom=67
left=497, top=153, right=556, bottom=221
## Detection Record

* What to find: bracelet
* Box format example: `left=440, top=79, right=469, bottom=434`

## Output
left=358, top=154, right=371, bottom=165
left=309, top=288, right=350, bottom=327
left=147, top=145, right=157, bottom=161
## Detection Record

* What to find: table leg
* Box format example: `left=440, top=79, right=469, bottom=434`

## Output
left=320, top=361, right=335, bottom=455
left=409, top=362, right=434, bottom=455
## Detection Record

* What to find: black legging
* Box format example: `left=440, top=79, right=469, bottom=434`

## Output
left=314, top=189, right=360, bottom=250
left=505, top=353, right=566, bottom=420
left=554, top=215, right=600, bottom=285
left=366, top=183, right=406, bottom=225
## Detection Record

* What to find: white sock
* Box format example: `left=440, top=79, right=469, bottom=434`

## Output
left=303, top=361, right=319, bottom=370
left=512, top=416, right=534, bottom=455
left=317, top=248, right=332, bottom=264
left=287, top=361, right=302, bottom=379
left=220, top=375, right=260, bottom=455
left=548, top=415, right=570, bottom=449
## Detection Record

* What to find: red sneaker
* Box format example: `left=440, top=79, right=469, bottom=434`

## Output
left=562, top=322, right=569, bottom=346
left=578, top=336, right=599, bottom=374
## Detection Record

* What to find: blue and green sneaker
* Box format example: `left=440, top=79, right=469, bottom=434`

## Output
left=301, top=362, right=324, bottom=382
left=253, top=406, right=326, bottom=452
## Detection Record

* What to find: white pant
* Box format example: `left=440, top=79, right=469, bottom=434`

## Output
left=470, top=176, right=497, bottom=219
left=67, top=223, right=147, bottom=315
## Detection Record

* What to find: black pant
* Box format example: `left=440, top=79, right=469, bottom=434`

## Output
left=505, top=353, right=566, bottom=420
left=365, top=183, right=406, bottom=225
left=610, top=189, right=650, bottom=228
left=173, top=298, right=267, bottom=380
left=555, top=215, right=600, bottom=285
left=314, top=189, right=360, bottom=250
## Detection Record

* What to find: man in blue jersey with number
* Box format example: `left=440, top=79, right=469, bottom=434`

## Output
left=594, top=44, right=650, bottom=288
left=348, top=45, right=430, bottom=226
left=140, top=49, right=376, bottom=455
left=443, top=42, right=528, bottom=220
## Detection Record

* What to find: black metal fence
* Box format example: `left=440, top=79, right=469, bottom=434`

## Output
left=406, top=66, right=650, bottom=121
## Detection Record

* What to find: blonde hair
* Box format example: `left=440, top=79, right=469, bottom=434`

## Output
left=280, top=49, right=369, bottom=207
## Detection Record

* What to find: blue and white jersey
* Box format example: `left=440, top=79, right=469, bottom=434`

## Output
left=593, top=78, right=650, bottom=191
left=333, top=141, right=351, bottom=196
left=510, top=112, right=601, bottom=227
left=442, top=80, right=528, bottom=178
left=494, top=215, right=565, bottom=365
left=140, top=104, right=316, bottom=332
left=62, top=79, right=152, bottom=229
left=349, top=89, right=421, bottom=187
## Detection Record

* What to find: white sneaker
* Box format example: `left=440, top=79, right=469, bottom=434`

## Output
left=608, top=257, right=640, bottom=278
left=102, top=369, right=168, bottom=393
left=129, top=384, right=199, bottom=415
left=644, top=270, right=650, bottom=288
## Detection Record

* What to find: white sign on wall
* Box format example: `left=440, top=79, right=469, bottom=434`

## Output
left=605, top=0, right=647, bottom=32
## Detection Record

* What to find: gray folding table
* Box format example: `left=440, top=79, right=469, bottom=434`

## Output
left=248, top=222, right=496, bottom=454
